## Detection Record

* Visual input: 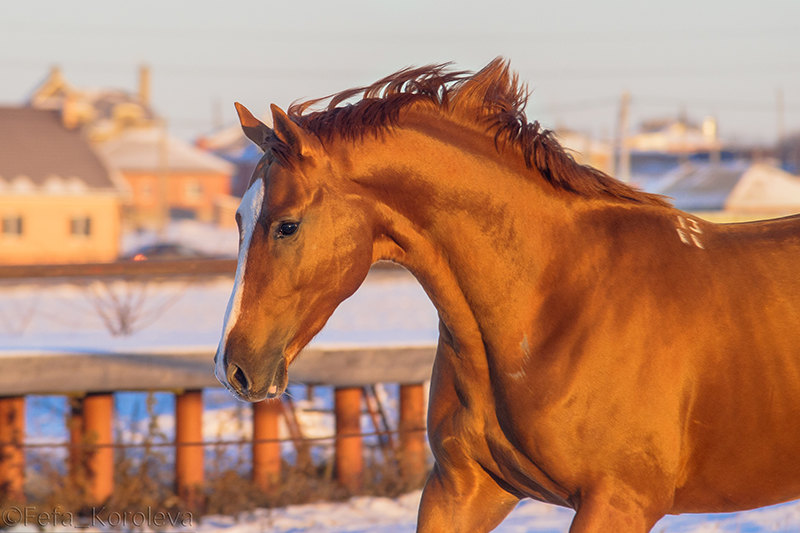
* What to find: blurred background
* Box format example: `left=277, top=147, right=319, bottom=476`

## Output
left=2, top=0, right=799, bottom=261
left=0, top=1, right=799, bottom=531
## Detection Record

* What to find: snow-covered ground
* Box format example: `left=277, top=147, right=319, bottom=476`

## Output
left=0, top=264, right=438, bottom=353
left=198, top=495, right=800, bottom=533
left=120, top=220, right=239, bottom=259
left=12, top=492, right=796, bottom=532
left=198, top=492, right=572, bottom=533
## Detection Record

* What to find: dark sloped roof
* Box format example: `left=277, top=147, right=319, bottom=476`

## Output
left=0, top=107, right=120, bottom=191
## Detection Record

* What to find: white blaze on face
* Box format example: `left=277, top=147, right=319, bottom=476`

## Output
left=215, top=178, right=265, bottom=385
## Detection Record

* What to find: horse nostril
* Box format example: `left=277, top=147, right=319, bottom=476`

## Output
left=227, top=363, right=250, bottom=395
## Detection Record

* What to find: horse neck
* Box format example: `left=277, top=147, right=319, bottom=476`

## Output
left=344, top=121, right=586, bottom=361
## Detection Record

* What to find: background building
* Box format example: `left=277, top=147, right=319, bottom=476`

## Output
left=95, top=126, right=234, bottom=227
left=28, top=66, right=234, bottom=230
left=0, top=107, right=126, bottom=264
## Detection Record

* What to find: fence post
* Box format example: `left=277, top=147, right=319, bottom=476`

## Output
left=334, top=386, right=362, bottom=492
left=83, top=392, right=114, bottom=503
left=399, top=383, right=427, bottom=484
left=0, top=396, right=25, bottom=503
left=175, top=389, right=204, bottom=509
left=67, top=396, right=85, bottom=485
left=252, top=399, right=282, bottom=491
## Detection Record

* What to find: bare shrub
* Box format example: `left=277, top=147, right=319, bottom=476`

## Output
left=85, top=280, right=187, bottom=337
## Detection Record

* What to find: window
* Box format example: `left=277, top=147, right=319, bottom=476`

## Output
left=70, top=216, right=91, bottom=237
left=141, top=182, right=154, bottom=199
left=2, top=216, right=23, bottom=236
left=185, top=181, right=203, bottom=200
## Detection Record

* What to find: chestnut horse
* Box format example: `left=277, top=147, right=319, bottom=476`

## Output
left=215, top=59, right=800, bottom=531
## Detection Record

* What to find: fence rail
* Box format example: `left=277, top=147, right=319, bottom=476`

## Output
left=0, top=259, right=237, bottom=280
left=0, top=346, right=435, bottom=394
left=0, top=258, right=405, bottom=281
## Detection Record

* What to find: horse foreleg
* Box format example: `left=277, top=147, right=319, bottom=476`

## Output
left=568, top=484, right=664, bottom=533
left=416, top=461, right=519, bottom=533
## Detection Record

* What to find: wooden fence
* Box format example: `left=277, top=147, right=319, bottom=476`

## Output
left=0, top=384, right=427, bottom=506
left=0, top=259, right=434, bottom=505
left=0, top=260, right=434, bottom=503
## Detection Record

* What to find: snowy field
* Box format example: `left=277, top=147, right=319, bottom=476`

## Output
left=198, top=495, right=800, bottom=533
left=8, top=490, right=799, bottom=532
left=2, top=222, right=799, bottom=531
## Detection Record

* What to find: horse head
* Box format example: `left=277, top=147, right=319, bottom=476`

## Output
left=214, top=103, right=376, bottom=402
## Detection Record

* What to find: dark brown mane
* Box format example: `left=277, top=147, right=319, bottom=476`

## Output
left=280, top=58, right=670, bottom=207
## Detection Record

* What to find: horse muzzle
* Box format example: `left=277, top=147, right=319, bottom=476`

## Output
left=216, top=348, right=288, bottom=402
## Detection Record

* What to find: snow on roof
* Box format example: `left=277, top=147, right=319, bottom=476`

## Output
left=197, top=112, right=272, bottom=156
left=96, top=126, right=235, bottom=174
left=725, top=163, right=800, bottom=214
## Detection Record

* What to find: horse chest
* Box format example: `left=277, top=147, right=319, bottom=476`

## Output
left=428, top=365, right=573, bottom=505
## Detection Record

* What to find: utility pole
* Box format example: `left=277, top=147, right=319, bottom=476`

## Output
left=138, top=64, right=151, bottom=108
left=776, top=88, right=785, bottom=144
left=213, top=97, right=224, bottom=132
left=158, top=119, right=170, bottom=239
left=615, top=91, right=631, bottom=183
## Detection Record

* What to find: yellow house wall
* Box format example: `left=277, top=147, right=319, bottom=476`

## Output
left=0, top=194, right=121, bottom=264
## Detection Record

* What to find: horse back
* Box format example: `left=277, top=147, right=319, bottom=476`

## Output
left=664, top=211, right=800, bottom=511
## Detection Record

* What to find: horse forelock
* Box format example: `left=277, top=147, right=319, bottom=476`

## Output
left=277, top=58, right=669, bottom=207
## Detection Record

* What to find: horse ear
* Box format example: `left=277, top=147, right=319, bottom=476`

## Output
left=270, top=104, right=306, bottom=153
left=234, top=102, right=272, bottom=149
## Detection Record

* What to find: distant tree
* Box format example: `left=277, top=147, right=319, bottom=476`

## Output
left=0, top=288, right=38, bottom=336
left=86, top=279, right=187, bottom=337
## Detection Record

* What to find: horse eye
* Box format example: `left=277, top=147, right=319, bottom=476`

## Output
left=276, top=221, right=299, bottom=239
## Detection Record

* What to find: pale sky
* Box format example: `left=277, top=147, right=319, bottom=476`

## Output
left=2, top=0, right=798, bottom=144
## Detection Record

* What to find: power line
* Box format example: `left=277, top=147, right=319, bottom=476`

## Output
left=635, top=96, right=800, bottom=113
left=2, top=22, right=799, bottom=44
left=542, top=98, right=617, bottom=112
left=3, top=57, right=800, bottom=82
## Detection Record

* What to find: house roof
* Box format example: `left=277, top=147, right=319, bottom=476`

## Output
left=0, top=107, right=124, bottom=193
left=725, top=163, right=800, bottom=214
left=96, top=127, right=235, bottom=174
left=28, top=66, right=156, bottom=122
left=196, top=113, right=272, bottom=159
left=196, top=123, right=252, bottom=158
left=653, top=161, right=749, bottom=211
left=196, top=124, right=265, bottom=197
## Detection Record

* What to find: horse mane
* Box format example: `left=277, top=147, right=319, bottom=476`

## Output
left=280, top=58, right=670, bottom=207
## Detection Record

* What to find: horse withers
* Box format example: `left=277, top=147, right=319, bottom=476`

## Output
left=214, top=59, right=800, bottom=532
